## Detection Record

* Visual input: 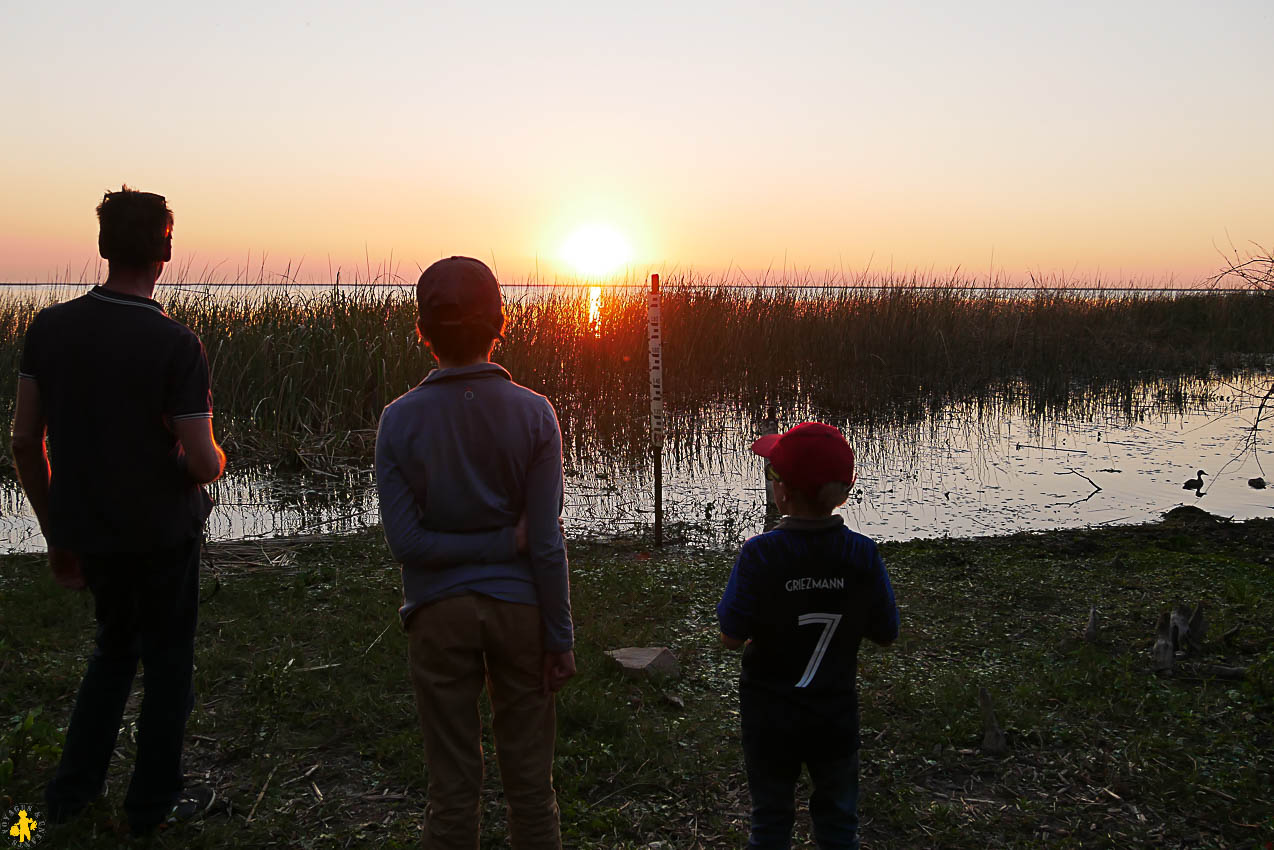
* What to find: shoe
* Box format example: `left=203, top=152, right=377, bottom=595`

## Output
left=130, top=785, right=216, bottom=836
left=164, top=785, right=216, bottom=826
left=45, top=799, right=90, bottom=825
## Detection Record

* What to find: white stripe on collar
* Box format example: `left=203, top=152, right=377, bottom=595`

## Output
left=88, top=290, right=166, bottom=315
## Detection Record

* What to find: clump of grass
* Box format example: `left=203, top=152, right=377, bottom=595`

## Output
left=3, top=280, right=1273, bottom=471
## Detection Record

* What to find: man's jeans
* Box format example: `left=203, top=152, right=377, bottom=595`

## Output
left=45, top=537, right=200, bottom=831
left=741, top=688, right=861, bottom=850
left=407, top=593, right=562, bottom=850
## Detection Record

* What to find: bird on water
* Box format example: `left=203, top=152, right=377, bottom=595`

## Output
left=1250, top=477, right=1267, bottom=489
left=1183, top=470, right=1206, bottom=491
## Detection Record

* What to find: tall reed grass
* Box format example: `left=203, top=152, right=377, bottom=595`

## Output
left=2, top=280, right=1272, bottom=471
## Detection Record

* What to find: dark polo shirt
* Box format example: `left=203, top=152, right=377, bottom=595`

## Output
left=18, top=286, right=214, bottom=553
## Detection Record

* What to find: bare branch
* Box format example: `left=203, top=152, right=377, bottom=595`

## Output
left=1207, top=242, right=1273, bottom=293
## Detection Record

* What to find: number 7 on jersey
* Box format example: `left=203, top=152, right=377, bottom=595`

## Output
left=795, top=612, right=842, bottom=688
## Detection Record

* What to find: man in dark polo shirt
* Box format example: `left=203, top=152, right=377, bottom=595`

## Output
left=10, top=186, right=225, bottom=835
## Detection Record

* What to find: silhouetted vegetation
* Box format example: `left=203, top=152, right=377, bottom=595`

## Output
left=3, top=281, right=1273, bottom=471
left=1208, top=242, right=1274, bottom=295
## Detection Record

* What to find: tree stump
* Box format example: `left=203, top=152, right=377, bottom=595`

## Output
left=1187, top=602, right=1207, bottom=652
left=978, top=686, right=1008, bottom=755
left=1170, top=603, right=1193, bottom=654
left=1083, top=606, right=1099, bottom=643
left=1147, top=600, right=1246, bottom=679
left=1150, top=611, right=1175, bottom=673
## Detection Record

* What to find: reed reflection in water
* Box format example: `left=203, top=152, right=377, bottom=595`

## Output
left=2, top=374, right=1270, bottom=553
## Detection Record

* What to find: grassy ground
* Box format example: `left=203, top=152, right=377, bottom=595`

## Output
left=2, top=510, right=1272, bottom=848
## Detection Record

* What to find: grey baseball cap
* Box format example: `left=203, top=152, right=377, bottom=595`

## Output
left=416, top=256, right=504, bottom=337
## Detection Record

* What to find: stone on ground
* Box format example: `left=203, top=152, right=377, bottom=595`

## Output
left=605, top=646, right=680, bottom=678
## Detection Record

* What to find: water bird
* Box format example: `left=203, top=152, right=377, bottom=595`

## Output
left=1250, top=477, right=1267, bottom=489
left=1182, top=470, right=1206, bottom=491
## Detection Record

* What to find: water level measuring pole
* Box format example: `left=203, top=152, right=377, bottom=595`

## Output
left=762, top=406, right=780, bottom=530
left=648, top=273, right=664, bottom=546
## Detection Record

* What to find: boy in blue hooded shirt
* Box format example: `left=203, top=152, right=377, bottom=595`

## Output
left=717, top=422, right=899, bottom=850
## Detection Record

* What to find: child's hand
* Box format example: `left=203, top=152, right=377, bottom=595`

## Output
left=542, top=650, right=576, bottom=694
left=515, top=513, right=529, bottom=553
left=49, top=546, right=85, bottom=590
left=515, top=514, right=567, bottom=554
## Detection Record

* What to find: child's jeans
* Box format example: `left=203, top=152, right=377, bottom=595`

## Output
left=741, top=688, right=860, bottom=850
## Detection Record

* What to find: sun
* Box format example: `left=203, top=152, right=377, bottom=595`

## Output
left=562, top=224, right=632, bottom=278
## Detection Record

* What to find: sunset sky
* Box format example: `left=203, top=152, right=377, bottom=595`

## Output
left=2, top=0, right=1271, bottom=285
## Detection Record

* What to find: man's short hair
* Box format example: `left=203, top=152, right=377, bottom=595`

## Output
left=97, top=186, right=173, bottom=267
left=419, top=322, right=498, bottom=363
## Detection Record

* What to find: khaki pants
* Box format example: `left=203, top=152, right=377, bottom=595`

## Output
left=407, top=593, right=562, bottom=850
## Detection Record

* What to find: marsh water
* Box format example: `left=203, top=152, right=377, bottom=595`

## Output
left=3, top=373, right=1271, bottom=553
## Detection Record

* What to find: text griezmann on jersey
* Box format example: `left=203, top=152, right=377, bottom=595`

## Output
left=785, top=577, right=846, bottom=591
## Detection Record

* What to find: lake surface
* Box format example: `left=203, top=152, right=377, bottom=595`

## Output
left=3, top=375, right=1271, bottom=553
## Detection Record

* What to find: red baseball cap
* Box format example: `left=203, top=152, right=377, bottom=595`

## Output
left=750, top=422, right=856, bottom=494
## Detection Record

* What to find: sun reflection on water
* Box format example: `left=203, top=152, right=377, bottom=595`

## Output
left=588, top=285, right=602, bottom=337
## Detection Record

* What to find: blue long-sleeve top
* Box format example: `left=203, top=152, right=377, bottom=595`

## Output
left=375, top=362, right=573, bottom=652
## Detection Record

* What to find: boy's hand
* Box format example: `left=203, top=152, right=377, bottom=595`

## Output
left=49, top=546, right=85, bottom=590
left=515, top=514, right=567, bottom=555
left=542, top=650, right=576, bottom=694
left=515, top=513, right=529, bottom=553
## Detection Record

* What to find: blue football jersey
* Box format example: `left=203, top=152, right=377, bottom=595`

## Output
left=718, top=517, right=899, bottom=701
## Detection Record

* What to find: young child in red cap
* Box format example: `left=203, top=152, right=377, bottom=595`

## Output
left=717, top=422, right=899, bottom=850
